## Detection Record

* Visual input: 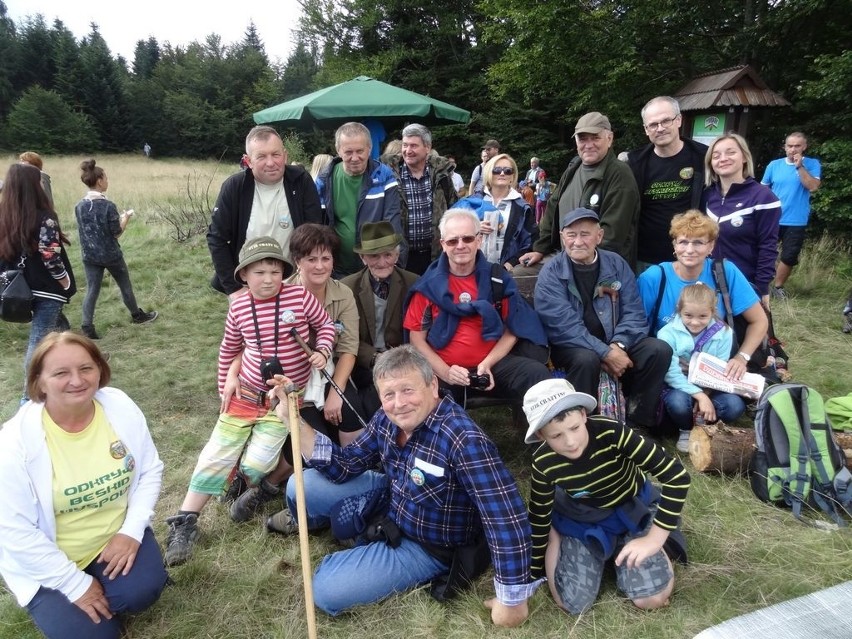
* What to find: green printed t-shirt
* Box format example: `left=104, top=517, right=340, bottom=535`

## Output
left=332, top=164, right=362, bottom=274
left=45, top=401, right=135, bottom=568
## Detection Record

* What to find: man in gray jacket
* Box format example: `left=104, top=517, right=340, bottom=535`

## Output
left=534, top=207, right=670, bottom=430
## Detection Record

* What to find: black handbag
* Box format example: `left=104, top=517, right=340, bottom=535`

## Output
left=0, top=256, right=34, bottom=323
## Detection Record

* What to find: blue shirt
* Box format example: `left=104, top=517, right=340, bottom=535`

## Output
left=310, top=395, right=538, bottom=604
left=761, top=156, right=821, bottom=226
left=637, top=259, right=759, bottom=335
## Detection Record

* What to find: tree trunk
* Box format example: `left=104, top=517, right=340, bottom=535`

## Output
left=687, top=423, right=756, bottom=474
left=687, top=425, right=852, bottom=474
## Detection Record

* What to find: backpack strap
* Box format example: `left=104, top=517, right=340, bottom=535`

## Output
left=800, top=388, right=847, bottom=526
left=490, top=262, right=505, bottom=314
left=649, top=264, right=666, bottom=336
left=711, top=258, right=735, bottom=330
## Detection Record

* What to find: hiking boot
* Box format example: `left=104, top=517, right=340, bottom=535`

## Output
left=164, top=513, right=200, bottom=567
left=266, top=508, right=299, bottom=536
left=131, top=308, right=159, bottom=324
left=771, top=286, right=788, bottom=300
left=81, top=325, right=101, bottom=340
left=676, top=430, right=691, bottom=453
left=218, top=473, right=248, bottom=504
left=229, top=480, right=281, bottom=522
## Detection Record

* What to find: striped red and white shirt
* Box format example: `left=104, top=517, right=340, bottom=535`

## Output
left=217, top=284, right=335, bottom=394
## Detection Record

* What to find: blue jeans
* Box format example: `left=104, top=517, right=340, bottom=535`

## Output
left=285, top=469, right=448, bottom=615
left=663, top=388, right=746, bottom=430
left=82, top=259, right=140, bottom=326
left=26, top=528, right=168, bottom=639
left=23, top=297, right=66, bottom=399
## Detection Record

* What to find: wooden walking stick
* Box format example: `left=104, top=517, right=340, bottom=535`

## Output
left=283, top=380, right=318, bottom=639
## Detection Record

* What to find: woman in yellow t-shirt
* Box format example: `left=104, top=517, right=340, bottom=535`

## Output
left=0, top=332, right=167, bottom=639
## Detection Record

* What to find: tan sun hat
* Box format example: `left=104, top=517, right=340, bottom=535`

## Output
left=234, top=236, right=294, bottom=283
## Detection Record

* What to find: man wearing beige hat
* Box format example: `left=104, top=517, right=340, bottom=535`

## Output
left=341, top=221, right=419, bottom=415
left=518, top=112, right=640, bottom=274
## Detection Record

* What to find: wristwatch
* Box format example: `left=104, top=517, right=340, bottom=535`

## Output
left=612, top=341, right=626, bottom=350
left=737, top=351, right=751, bottom=363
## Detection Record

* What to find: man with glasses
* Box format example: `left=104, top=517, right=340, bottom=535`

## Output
left=535, top=208, right=671, bottom=431
left=381, top=123, right=459, bottom=275
left=518, top=112, right=640, bottom=274
left=404, top=209, right=551, bottom=406
left=626, top=97, right=708, bottom=271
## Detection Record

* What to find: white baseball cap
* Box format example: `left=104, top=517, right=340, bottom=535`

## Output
left=522, top=378, right=597, bottom=444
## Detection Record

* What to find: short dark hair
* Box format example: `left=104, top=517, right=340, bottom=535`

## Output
left=289, top=223, right=341, bottom=264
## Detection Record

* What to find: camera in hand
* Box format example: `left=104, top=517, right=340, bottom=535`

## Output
left=468, top=370, right=490, bottom=390
left=260, top=356, right=285, bottom=382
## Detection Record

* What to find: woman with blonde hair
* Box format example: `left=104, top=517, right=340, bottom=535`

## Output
left=310, top=153, right=334, bottom=182
left=637, top=210, right=768, bottom=384
left=703, top=133, right=781, bottom=302
left=478, top=153, right=537, bottom=270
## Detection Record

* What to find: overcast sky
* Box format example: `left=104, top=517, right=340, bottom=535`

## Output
left=4, top=0, right=303, bottom=64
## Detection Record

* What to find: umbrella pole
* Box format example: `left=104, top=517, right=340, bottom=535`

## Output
left=285, top=382, right=318, bottom=639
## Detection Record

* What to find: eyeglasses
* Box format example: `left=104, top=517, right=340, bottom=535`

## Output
left=442, top=234, right=480, bottom=247
left=675, top=239, right=710, bottom=248
left=491, top=166, right=515, bottom=175
left=643, top=116, right=679, bottom=132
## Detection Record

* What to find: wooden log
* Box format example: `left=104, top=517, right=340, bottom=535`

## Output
left=687, top=423, right=756, bottom=474
left=687, top=424, right=852, bottom=475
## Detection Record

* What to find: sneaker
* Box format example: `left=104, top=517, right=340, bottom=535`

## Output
left=81, top=325, right=101, bottom=340
left=843, top=311, right=852, bottom=334
left=164, top=513, right=200, bottom=567
left=266, top=508, right=299, bottom=536
left=771, top=286, right=788, bottom=300
left=676, top=430, right=691, bottom=453
left=229, top=480, right=281, bottom=522
left=131, top=308, right=159, bottom=324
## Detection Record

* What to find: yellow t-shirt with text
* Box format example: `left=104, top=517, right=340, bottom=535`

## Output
left=44, top=401, right=135, bottom=568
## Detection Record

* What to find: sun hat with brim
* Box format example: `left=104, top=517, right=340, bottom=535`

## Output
left=353, top=221, right=404, bottom=255
left=234, top=236, right=294, bottom=283
left=523, top=378, right=597, bottom=444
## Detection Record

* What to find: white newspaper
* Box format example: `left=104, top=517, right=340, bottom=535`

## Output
left=688, top=352, right=765, bottom=400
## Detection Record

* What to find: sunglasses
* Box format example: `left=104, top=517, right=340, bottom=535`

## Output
left=442, top=234, right=480, bottom=247
left=491, top=166, right=515, bottom=175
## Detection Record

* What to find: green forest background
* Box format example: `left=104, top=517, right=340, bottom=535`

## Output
left=1, top=0, right=849, bottom=234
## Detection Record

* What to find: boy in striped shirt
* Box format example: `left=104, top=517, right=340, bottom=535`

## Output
left=522, top=378, right=690, bottom=614
left=164, top=236, right=335, bottom=566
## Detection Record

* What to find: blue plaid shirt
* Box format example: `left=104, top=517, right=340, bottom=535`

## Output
left=400, top=164, right=433, bottom=251
left=310, top=395, right=539, bottom=604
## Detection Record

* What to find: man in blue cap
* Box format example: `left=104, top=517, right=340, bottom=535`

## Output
left=534, top=207, right=670, bottom=431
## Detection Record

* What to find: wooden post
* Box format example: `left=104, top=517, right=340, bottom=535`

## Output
left=287, top=386, right=318, bottom=639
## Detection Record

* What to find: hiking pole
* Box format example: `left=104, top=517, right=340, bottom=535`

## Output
left=289, top=328, right=369, bottom=430
left=282, top=379, right=318, bottom=639
left=600, top=284, right=625, bottom=422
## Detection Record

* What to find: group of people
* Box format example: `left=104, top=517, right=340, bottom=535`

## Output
left=0, top=92, right=823, bottom=636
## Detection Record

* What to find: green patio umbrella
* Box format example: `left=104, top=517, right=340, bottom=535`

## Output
left=253, top=76, right=471, bottom=128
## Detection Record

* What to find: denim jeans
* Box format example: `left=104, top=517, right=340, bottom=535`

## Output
left=285, top=469, right=447, bottom=615
left=23, top=297, right=65, bottom=399
left=26, top=528, right=168, bottom=639
left=663, top=388, right=746, bottom=430
left=82, top=259, right=140, bottom=326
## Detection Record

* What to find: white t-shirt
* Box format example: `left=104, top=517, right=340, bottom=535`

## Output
left=247, top=181, right=293, bottom=260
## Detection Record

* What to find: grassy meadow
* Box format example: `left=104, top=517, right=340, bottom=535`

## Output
left=1, top=153, right=852, bottom=638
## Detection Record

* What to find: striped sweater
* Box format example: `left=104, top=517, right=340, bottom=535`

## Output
left=217, top=284, right=335, bottom=395
left=528, top=416, right=690, bottom=577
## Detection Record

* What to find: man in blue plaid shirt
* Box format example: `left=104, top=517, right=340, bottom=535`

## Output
left=268, top=345, right=540, bottom=627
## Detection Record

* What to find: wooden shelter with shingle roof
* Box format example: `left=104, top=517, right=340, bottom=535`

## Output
left=673, top=64, right=790, bottom=145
